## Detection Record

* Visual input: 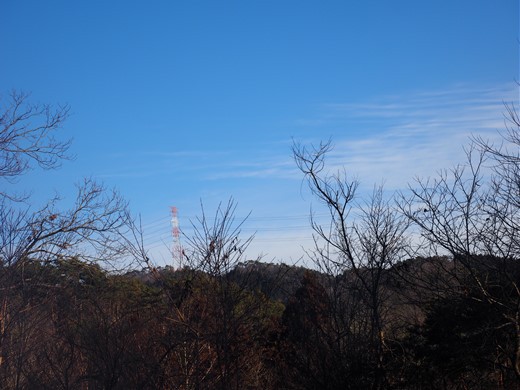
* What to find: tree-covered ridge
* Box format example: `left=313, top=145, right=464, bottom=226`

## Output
left=0, top=256, right=517, bottom=389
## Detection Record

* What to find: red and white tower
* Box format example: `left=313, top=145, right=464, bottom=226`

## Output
left=170, top=206, right=183, bottom=268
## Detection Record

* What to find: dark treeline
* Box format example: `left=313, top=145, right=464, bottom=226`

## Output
left=0, top=256, right=518, bottom=389
left=2, top=91, right=520, bottom=389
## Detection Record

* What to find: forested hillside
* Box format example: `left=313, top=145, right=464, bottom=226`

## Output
left=0, top=256, right=517, bottom=389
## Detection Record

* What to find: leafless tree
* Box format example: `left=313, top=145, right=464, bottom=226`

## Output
left=181, top=200, right=267, bottom=389
left=293, top=140, right=410, bottom=389
left=0, top=91, right=70, bottom=198
left=398, top=146, right=491, bottom=260
left=183, top=199, right=254, bottom=277
left=473, top=103, right=520, bottom=258
left=0, top=91, right=147, bottom=387
left=133, top=199, right=272, bottom=389
left=0, top=178, right=132, bottom=267
left=398, top=120, right=520, bottom=379
left=0, top=91, right=140, bottom=269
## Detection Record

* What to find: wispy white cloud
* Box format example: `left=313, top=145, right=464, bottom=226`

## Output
left=203, top=157, right=297, bottom=180
left=98, top=83, right=518, bottom=197
left=299, top=83, right=518, bottom=190
left=191, top=83, right=518, bottom=186
left=96, top=149, right=233, bottom=179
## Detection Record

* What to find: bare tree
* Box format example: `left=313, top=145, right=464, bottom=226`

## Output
left=397, top=146, right=490, bottom=260
left=183, top=199, right=254, bottom=277
left=474, top=103, right=520, bottom=258
left=0, top=91, right=146, bottom=387
left=398, top=127, right=520, bottom=380
left=181, top=200, right=266, bottom=389
left=136, top=199, right=276, bottom=389
left=293, top=140, right=410, bottom=389
left=0, top=91, right=70, bottom=194
left=0, top=90, right=139, bottom=269
left=0, top=178, right=132, bottom=267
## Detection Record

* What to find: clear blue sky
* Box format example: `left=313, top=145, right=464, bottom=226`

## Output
left=1, top=1, right=518, bottom=265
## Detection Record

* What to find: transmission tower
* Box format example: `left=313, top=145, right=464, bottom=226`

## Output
left=170, top=206, right=183, bottom=268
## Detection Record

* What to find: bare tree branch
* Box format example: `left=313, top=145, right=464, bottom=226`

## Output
left=0, top=179, right=132, bottom=267
left=0, top=91, right=71, bottom=180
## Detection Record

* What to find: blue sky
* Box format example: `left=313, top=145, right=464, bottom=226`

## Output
left=1, top=1, right=518, bottom=265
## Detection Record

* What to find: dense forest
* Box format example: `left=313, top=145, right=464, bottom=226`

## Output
left=1, top=90, right=520, bottom=389
left=0, top=256, right=518, bottom=389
